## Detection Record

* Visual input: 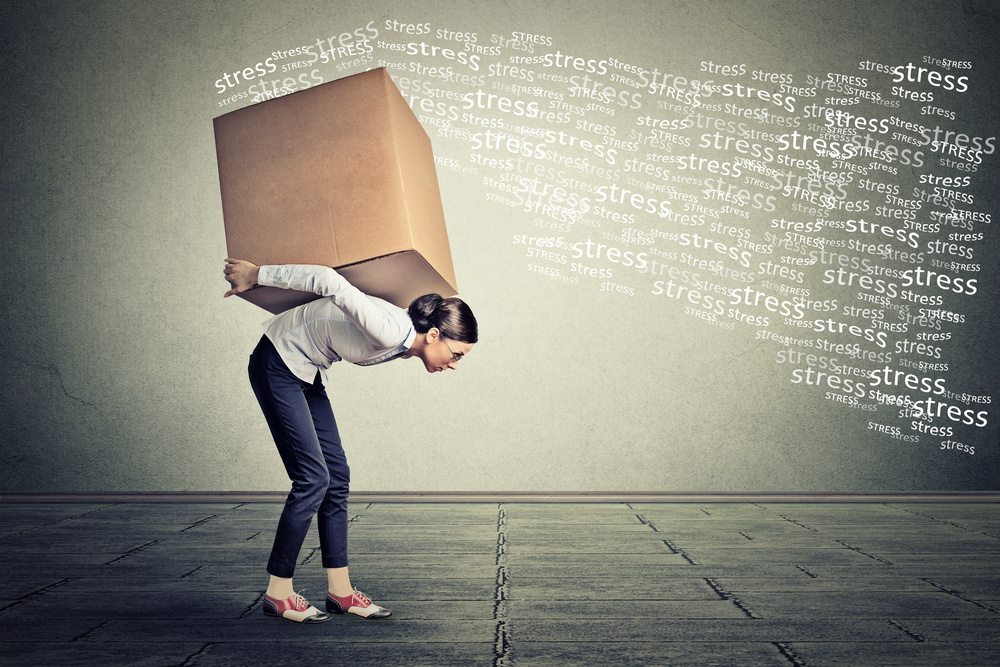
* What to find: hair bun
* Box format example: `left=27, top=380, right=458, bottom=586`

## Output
left=408, top=293, right=443, bottom=331
left=407, top=293, right=478, bottom=344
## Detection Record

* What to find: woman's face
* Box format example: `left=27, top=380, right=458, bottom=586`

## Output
left=422, top=330, right=474, bottom=373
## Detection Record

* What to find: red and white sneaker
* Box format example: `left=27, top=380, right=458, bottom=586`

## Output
left=262, top=592, right=331, bottom=623
left=326, top=589, right=392, bottom=619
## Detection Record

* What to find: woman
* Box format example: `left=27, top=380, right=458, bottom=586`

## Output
left=223, top=258, right=478, bottom=623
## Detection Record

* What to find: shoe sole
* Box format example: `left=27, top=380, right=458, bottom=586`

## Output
left=263, top=601, right=331, bottom=623
left=326, top=602, right=392, bottom=619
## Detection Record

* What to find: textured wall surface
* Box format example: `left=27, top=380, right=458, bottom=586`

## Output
left=2, top=0, right=997, bottom=492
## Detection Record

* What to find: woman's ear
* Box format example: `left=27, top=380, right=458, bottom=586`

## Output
left=425, top=327, right=440, bottom=343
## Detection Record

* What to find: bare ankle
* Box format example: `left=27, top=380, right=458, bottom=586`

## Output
left=266, top=575, right=295, bottom=599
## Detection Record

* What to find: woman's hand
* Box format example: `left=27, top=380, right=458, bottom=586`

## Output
left=223, top=258, right=260, bottom=297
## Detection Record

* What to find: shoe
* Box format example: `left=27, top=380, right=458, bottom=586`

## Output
left=326, top=589, right=392, bottom=619
left=262, top=592, right=331, bottom=623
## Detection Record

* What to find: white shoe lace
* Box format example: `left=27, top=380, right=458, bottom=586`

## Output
left=289, top=592, right=310, bottom=612
left=351, top=589, right=373, bottom=607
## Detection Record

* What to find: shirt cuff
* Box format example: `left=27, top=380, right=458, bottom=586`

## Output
left=257, top=265, right=276, bottom=287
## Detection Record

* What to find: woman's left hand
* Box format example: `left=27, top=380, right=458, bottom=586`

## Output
left=223, top=258, right=260, bottom=297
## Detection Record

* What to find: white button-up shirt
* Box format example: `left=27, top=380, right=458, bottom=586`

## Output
left=258, top=265, right=416, bottom=382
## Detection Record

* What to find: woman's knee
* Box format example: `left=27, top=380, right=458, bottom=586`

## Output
left=326, top=465, right=350, bottom=498
left=289, top=470, right=331, bottom=509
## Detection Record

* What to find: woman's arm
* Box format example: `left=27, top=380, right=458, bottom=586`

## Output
left=259, top=264, right=408, bottom=348
left=224, top=261, right=410, bottom=349
left=223, top=258, right=260, bottom=297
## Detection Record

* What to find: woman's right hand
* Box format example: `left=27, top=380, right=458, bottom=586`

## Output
left=223, top=258, right=260, bottom=297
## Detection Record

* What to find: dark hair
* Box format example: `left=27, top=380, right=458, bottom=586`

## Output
left=408, top=294, right=478, bottom=344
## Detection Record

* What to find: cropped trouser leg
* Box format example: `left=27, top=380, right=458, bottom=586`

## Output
left=248, top=335, right=350, bottom=579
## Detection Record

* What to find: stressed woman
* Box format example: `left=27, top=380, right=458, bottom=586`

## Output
left=223, top=259, right=478, bottom=623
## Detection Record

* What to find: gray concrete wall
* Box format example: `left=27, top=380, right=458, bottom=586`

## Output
left=2, top=0, right=997, bottom=492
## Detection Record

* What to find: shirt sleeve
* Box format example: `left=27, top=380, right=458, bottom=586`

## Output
left=258, top=264, right=409, bottom=350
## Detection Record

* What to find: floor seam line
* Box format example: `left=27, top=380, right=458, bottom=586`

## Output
left=0, top=577, right=73, bottom=612
left=834, top=539, right=893, bottom=564
left=922, top=577, right=1000, bottom=615
left=105, top=540, right=160, bottom=565
left=705, top=578, right=758, bottom=618
left=888, top=618, right=926, bottom=642
left=777, top=515, right=818, bottom=532
left=634, top=513, right=659, bottom=531
left=181, top=515, right=220, bottom=532
left=773, top=641, right=808, bottom=667
left=0, top=503, right=121, bottom=539
left=70, top=619, right=112, bottom=642
left=661, top=537, right=697, bottom=564
left=794, top=564, right=819, bottom=578
left=492, top=501, right=511, bottom=667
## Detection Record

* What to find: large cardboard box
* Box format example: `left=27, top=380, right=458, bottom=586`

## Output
left=213, top=68, right=457, bottom=314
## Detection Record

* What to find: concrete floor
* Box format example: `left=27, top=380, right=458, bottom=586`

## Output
left=1, top=502, right=998, bottom=666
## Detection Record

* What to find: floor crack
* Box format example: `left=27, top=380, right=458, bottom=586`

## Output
left=239, top=592, right=265, bottom=619
left=180, top=643, right=215, bottom=666
left=299, top=546, right=320, bottom=566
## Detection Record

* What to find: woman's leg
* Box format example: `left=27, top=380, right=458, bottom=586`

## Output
left=302, top=376, right=352, bottom=581
left=327, top=566, right=353, bottom=597
left=303, top=376, right=391, bottom=619
left=248, top=336, right=331, bottom=581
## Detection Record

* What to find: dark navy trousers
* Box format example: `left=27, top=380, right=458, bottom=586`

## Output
left=248, top=335, right=350, bottom=578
